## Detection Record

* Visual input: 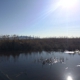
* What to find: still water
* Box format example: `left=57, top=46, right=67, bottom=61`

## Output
left=0, top=51, right=80, bottom=80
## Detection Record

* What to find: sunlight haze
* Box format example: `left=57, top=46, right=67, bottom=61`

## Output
left=0, top=0, right=80, bottom=37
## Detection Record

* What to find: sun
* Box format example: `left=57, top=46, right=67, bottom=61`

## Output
left=67, top=76, right=73, bottom=80
left=59, top=0, right=77, bottom=9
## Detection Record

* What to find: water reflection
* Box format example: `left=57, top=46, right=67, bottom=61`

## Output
left=34, top=56, right=66, bottom=66
left=0, top=51, right=80, bottom=80
left=65, top=52, right=80, bottom=56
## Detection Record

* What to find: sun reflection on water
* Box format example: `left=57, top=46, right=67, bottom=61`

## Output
left=67, top=76, right=73, bottom=80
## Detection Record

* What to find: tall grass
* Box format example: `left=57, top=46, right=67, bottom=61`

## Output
left=0, top=35, right=80, bottom=51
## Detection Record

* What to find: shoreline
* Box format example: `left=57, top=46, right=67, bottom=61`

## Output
left=0, top=38, right=80, bottom=52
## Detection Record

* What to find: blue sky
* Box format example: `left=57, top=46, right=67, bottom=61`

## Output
left=0, top=0, right=80, bottom=37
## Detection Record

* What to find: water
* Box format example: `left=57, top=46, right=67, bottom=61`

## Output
left=0, top=51, right=80, bottom=80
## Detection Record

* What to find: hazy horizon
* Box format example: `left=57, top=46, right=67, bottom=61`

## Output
left=0, top=0, right=80, bottom=37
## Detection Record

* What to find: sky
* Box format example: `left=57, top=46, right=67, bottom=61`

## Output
left=0, top=0, right=80, bottom=38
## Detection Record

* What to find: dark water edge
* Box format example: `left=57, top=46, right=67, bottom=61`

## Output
left=0, top=50, right=57, bottom=56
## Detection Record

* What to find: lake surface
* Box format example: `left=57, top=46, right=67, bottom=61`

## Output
left=0, top=51, right=80, bottom=80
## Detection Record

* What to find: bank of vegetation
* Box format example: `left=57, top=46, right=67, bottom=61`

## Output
left=0, top=35, right=80, bottom=51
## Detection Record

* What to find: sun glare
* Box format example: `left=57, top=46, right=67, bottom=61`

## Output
left=67, top=76, right=73, bottom=80
left=59, top=0, right=77, bottom=9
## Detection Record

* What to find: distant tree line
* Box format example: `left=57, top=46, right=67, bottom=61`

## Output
left=0, top=35, right=40, bottom=40
left=0, top=35, right=80, bottom=51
